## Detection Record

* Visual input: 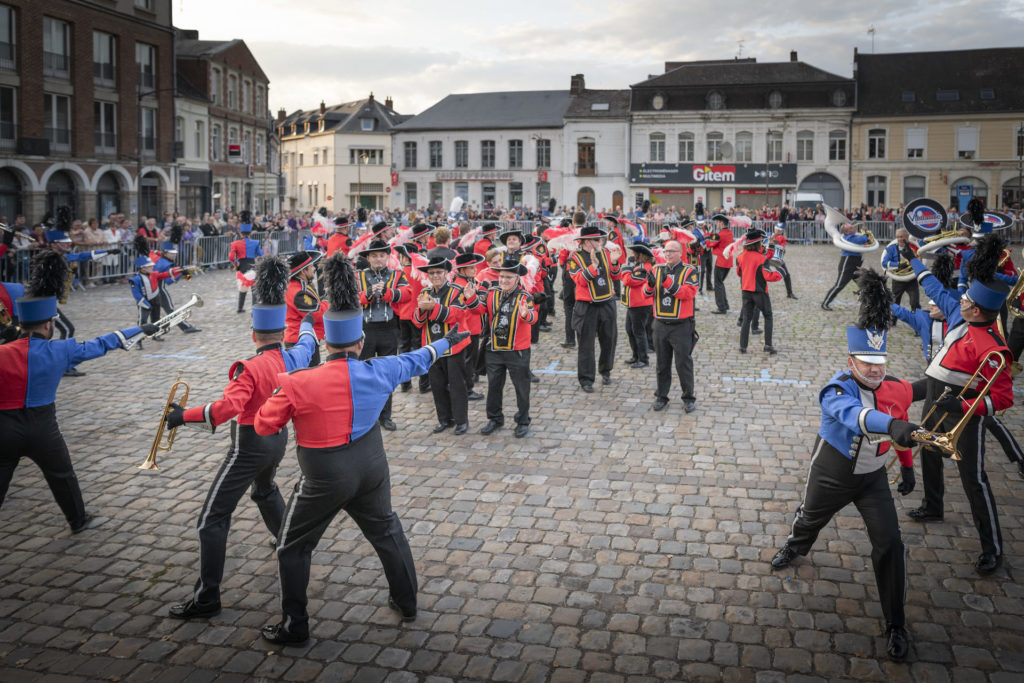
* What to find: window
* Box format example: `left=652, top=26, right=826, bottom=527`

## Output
left=796, top=131, right=814, bottom=162
left=320, top=147, right=326, bottom=165
left=956, top=126, right=978, bottom=159
left=831, top=90, right=847, bottom=107
left=905, top=128, right=925, bottom=159
left=140, top=107, right=156, bottom=153
left=243, top=130, right=251, bottom=163
left=0, top=86, right=14, bottom=147
left=936, top=89, right=959, bottom=102
left=735, top=131, right=752, bottom=162
left=577, top=138, right=595, bottom=175
left=768, top=91, right=783, bottom=109
left=980, top=88, right=995, bottom=100
left=429, top=140, right=442, bottom=168
left=649, top=132, right=665, bottom=162
left=509, top=139, right=523, bottom=168
left=93, top=100, right=117, bottom=152
left=480, top=140, right=495, bottom=168
left=175, top=116, right=183, bottom=149
left=867, top=129, right=886, bottom=159
left=227, top=74, right=237, bottom=109
left=536, top=181, right=550, bottom=205
left=298, top=152, right=303, bottom=166
left=707, top=91, right=725, bottom=110
left=429, top=182, right=442, bottom=209
left=1017, top=126, right=1024, bottom=158
left=228, top=127, right=238, bottom=162
left=93, top=32, right=116, bottom=87
left=903, top=175, right=926, bottom=203
left=44, top=93, right=71, bottom=152
left=0, top=5, right=15, bottom=71
left=360, top=118, right=374, bottom=131
left=312, top=150, right=318, bottom=166
left=210, top=68, right=221, bottom=105
left=242, top=80, right=251, bottom=113
left=828, top=130, right=846, bottom=161
left=317, top=119, right=325, bottom=132
left=678, top=133, right=694, bottom=162
left=455, top=140, right=468, bottom=168
left=866, top=175, right=886, bottom=206
left=766, top=131, right=783, bottom=162
left=509, top=181, right=523, bottom=208
left=536, top=139, right=550, bottom=168
left=482, top=182, right=496, bottom=208
left=350, top=149, right=382, bottom=164
left=706, top=132, right=724, bottom=162
left=405, top=182, right=417, bottom=209
left=211, top=124, right=220, bottom=160
left=135, top=42, right=156, bottom=90
left=403, top=141, right=417, bottom=168
left=901, top=90, right=915, bottom=103
left=454, top=181, right=469, bottom=202
left=134, top=0, right=153, bottom=9
left=255, top=86, right=264, bottom=116
left=43, top=18, right=70, bottom=78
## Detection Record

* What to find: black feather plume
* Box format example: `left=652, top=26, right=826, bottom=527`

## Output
left=28, top=250, right=69, bottom=298
left=133, top=234, right=151, bottom=257
left=239, top=210, right=252, bottom=225
left=966, top=197, right=985, bottom=227
left=854, top=268, right=894, bottom=330
left=170, top=223, right=183, bottom=244
left=56, top=205, right=72, bottom=232
left=322, top=252, right=360, bottom=312
left=253, top=256, right=290, bottom=306
left=966, top=233, right=1007, bottom=283
left=931, top=252, right=956, bottom=289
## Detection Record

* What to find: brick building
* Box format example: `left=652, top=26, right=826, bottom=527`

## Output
left=0, top=0, right=176, bottom=224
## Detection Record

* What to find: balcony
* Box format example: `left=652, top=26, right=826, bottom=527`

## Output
left=0, top=121, right=15, bottom=150
left=43, top=51, right=69, bottom=79
left=46, top=126, right=71, bottom=153
left=94, top=131, right=116, bottom=154
left=575, top=162, right=597, bottom=176
left=0, top=41, right=13, bottom=71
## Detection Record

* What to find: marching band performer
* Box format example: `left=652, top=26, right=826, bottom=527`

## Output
left=284, top=250, right=327, bottom=367
left=128, top=238, right=192, bottom=348
left=394, top=244, right=429, bottom=394
left=326, top=216, right=352, bottom=257
left=821, top=220, right=868, bottom=311
left=229, top=215, right=263, bottom=314
left=566, top=225, right=621, bottom=393
left=771, top=269, right=919, bottom=661
left=0, top=279, right=24, bottom=344
left=693, top=204, right=714, bottom=294
left=254, top=253, right=469, bottom=644
left=165, top=257, right=319, bottom=621
left=906, top=236, right=1014, bottom=575
left=452, top=252, right=487, bottom=402
left=357, top=239, right=410, bottom=431
left=558, top=214, right=583, bottom=349
left=736, top=228, right=781, bottom=355
left=150, top=234, right=202, bottom=335
left=881, top=228, right=919, bottom=311
left=479, top=257, right=537, bottom=438
left=620, top=241, right=655, bottom=369
left=644, top=240, right=699, bottom=412
left=473, top=223, right=500, bottom=257
left=0, top=251, right=156, bottom=534
left=706, top=213, right=734, bottom=314
left=769, top=225, right=797, bottom=299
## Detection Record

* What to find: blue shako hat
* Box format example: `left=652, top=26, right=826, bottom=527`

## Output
left=321, top=251, right=363, bottom=345
left=17, top=250, right=66, bottom=325
left=846, top=268, right=893, bottom=364
left=966, top=278, right=1010, bottom=312
left=251, top=256, right=290, bottom=332
left=134, top=256, right=155, bottom=269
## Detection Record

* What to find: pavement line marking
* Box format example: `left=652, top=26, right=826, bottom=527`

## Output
left=141, top=352, right=208, bottom=360
left=535, top=361, right=578, bottom=376
left=722, top=368, right=810, bottom=386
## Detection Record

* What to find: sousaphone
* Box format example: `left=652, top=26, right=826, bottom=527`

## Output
left=904, top=197, right=965, bottom=258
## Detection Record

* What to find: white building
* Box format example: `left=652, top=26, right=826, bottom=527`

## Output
left=390, top=91, right=571, bottom=212
left=174, top=78, right=211, bottom=217
left=277, top=95, right=405, bottom=213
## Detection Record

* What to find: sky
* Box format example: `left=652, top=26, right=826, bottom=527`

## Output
left=174, top=0, right=1024, bottom=117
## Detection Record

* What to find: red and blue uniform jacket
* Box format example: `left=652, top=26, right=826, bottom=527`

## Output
left=285, top=279, right=328, bottom=344
left=644, top=261, right=699, bottom=320
left=619, top=263, right=653, bottom=308
left=254, top=340, right=451, bottom=448
left=0, top=327, right=142, bottom=409
left=956, top=248, right=1016, bottom=293
left=891, top=304, right=949, bottom=364
left=129, top=268, right=183, bottom=309
left=818, top=371, right=914, bottom=472
left=566, top=249, right=619, bottom=302
left=484, top=286, right=536, bottom=351
left=182, top=321, right=317, bottom=431
left=228, top=238, right=262, bottom=269
left=735, top=249, right=782, bottom=293
left=413, top=283, right=470, bottom=355
left=1, top=281, right=25, bottom=323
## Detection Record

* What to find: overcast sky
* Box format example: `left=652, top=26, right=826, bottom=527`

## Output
left=175, top=0, right=1024, bottom=117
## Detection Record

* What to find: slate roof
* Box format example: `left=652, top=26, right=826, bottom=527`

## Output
left=175, top=39, right=241, bottom=57
left=565, top=89, right=631, bottom=118
left=633, top=60, right=849, bottom=88
left=855, top=47, right=1024, bottom=117
left=394, top=91, right=571, bottom=131
left=278, top=98, right=405, bottom=136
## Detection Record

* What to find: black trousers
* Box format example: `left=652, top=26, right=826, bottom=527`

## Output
left=918, top=381, right=1003, bottom=557
left=701, top=251, right=714, bottom=291
left=561, top=270, right=576, bottom=345
left=193, top=423, right=287, bottom=605
left=276, top=426, right=416, bottom=635
left=398, top=319, right=429, bottom=391
left=360, top=319, right=399, bottom=420
left=739, top=291, right=773, bottom=349
left=158, top=287, right=197, bottom=331
left=428, top=350, right=468, bottom=425
left=891, top=279, right=920, bottom=311
left=138, top=302, right=161, bottom=327
left=775, top=261, right=795, bottom=297
left=713, top=266, right=730, bottom=312
left=485, top=347, right=531, bottom=425
left=464, top=334, right=481, bottom=391
left=1007, top=315, right=1023, bottom=361
left=653, top=318, right=695, bottom=401
left=986, top=415, right=1024, bottom=466
left=823, top=254, right=862, bottom=306
left=54, top=309, right=74, bottom=339
left=0, top=404, right=88, bottom=529
left=572, top=299, right=617, bottom=385
left=786, top=438, right=905, bottom=628
left=625, top=306, right=652, bottom=363
left=544, top=274, right=556, bottom=315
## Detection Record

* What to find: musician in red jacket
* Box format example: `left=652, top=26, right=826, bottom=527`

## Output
left=644, top=240, right=700, bottom=412
left=566, top=225, right=622, bottom=392
left=735, top=228, right=782, bottom=355
left=706, top=214, right=734, bottom=314
left=284, top=251, right=327, bottom=367
left=473, top=223, right=499, bottom=257
left=394, top=244, right=429, bottom=394
left=620, top=242, right=656, bottom=368
left=479, top=258, right=537, bottom=438
left=452, top=252, right=487, bottom=401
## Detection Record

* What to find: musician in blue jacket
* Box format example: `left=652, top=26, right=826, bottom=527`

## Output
left=821, top=221, right=869, bottom=311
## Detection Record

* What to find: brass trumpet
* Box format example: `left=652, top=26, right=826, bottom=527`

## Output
left=141, top=370, right=189, bottom=470
left=1007, top=247, right=1024, bottom=321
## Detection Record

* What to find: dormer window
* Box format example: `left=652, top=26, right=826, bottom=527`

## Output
left=707, top=91, right=725, bottom=110
left=361, top=118, right=374, bottom=131
left=831, top=89, right=847, bottom=107
left=318, top=119, right=325, bottom=132
left=768, top=90, right=783, bottom=109
left=303, top=121, right=310, bottom=133
left=290, top=124, right=296, bottom=135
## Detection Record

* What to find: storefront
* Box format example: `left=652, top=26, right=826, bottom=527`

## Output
left=179, top=169, right=211, bottom=218
left=631, top=163, right=797, bottom=211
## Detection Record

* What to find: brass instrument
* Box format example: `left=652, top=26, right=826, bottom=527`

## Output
left=141, top=370, right=189, bottom=470
left=0, top=223, right=36, bottom=243
left=880, top=240, right=915, bottom=282
left=122, top=294, right=204, bottom=351
left=916, top=229, right=970, bottom=257
left=0, top=300, right=10, bottom=327
left=180, top=265, right=202, bottom=281
left=1008, top=247, right=1024, bottom=321
left=823, top=204, right=879, bottom=253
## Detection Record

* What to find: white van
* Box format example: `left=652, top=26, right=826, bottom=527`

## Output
left=792, top=192, right=825, bottom=210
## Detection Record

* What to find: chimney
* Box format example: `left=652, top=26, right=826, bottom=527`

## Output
left=385, top=96, right=393, bottom=110
left=277, top=108, right=287, bottom=122
left=368, top=92, right=375, bottom=104
left=570, top=74, right=585, bottom=96
left=319, top=100, right=325, bottom=115
left=180, top=29, right=199, bottom=40
left=790, top=50, right=798, bottom=62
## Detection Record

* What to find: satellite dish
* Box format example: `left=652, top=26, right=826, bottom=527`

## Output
left=720, top=142, right=734, bottom=161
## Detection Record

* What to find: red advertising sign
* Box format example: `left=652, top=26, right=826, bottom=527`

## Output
left=391, top=172, right=398, bottom=186
left=228, top=144, right=242, bottom=163
left=736, top=189, right=782, bottom=195
left=537, top=171, right=548, bottom=182
left=650, top=188, right=693, bottom=195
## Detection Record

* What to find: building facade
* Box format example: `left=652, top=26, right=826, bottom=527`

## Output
left=391, top=91, right=570, bottom=213
left=851, top=47, right=1024, bottom=212
left=173, top=71, right=210, bottom=218
left=277, top=95, right=405, bottom=213
left=627, top=54, right=855, bottom=213
left=561, top=75, right=631, bottom=212
left=0, top=0, right=175, bottom=224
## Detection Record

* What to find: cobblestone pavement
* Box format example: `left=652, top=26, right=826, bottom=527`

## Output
left=1, top=245, right=1022, bottom=682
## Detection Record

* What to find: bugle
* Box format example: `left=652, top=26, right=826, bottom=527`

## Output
left=141, top=370, right=189, bottom=470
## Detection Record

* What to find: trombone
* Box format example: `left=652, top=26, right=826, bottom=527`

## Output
left=141, top=370, right=189, bottom=470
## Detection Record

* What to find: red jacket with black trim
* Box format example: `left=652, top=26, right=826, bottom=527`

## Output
left=484, top=286, right=536, bottom=351
left=452, top=275, right=487, bottom=336
left=707, top=228, right=735, bottom=268
left=285, top=278, right=328, bottom=343
left=566, top=248, right=620, bottom=302
left=644, top=261, right=699, bottom=319
left=735, top=248, right=783, bottom=293
left=620, top=263, right=653, bottom=307
left=413, top=282, right=470, bottom=354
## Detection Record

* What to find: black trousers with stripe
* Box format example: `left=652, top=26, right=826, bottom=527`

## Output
left=625, top=306, right=652, bottom=364
left=786, top=437, right=906, bottom=628
left=572, top=299, right=617, bottom=386
left=987, top=415, right=1024, bottom=466
left=276, top=426, right=416, bottom=635
left=822, top=253, right=862, bottom=307
left=713, top=266, right=730, bottom=312
left=360, top=319, right=398, bottom=420
left=484, top=347, right=531, bottom=426
left=397, top=319, right=429, bottom=391
left=193, top=422, right=287, bottom=605
left=428, top=350, right=468, bottom=425
left=653, top=318, right=695, bottom=402
left=739, top=291, right=773, bottom=349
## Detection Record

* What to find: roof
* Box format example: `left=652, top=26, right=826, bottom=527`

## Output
left=633, top=60, right=850, bottom=88
left=175, top=72, right=209, bottom=103
left=565, top=89, right=631, bottom=118
left=278, top=97, right=405, bottom=136
left=175, top=39, right=241, bottom=57
left=855, top=47, right=1024, bottom=117
left=394, top=91, right=571, bottom=131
